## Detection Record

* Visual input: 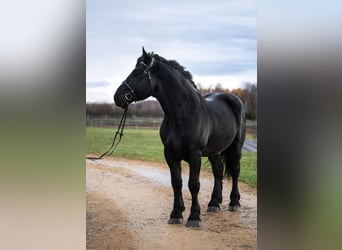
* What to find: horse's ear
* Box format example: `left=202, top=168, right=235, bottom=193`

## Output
left=142, top=46, right=149, bottom=62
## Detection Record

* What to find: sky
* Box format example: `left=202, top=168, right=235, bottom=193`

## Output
left=86, top=0, right=256, bottom=103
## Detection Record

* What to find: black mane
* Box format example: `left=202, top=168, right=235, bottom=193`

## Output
left=138, top=53, right=199, bottom=91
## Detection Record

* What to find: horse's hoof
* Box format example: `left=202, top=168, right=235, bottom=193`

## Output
left=207, top=206, right=220, bottom=212
left=168, top=218, right=183, bottom=224
left=186, top=220, right=202, bottom=227
left=228, top=205, right=241, bottom=212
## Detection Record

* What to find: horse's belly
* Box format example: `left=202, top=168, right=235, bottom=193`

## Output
left=201, top=130, right=236, bottom=156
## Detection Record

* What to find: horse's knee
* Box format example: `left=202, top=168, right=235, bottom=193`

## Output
left=188, top=180, right=200, bottom=193
left=171, top=178, right=182, bottom=190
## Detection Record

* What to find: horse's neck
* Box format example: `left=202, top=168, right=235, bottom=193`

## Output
left=154, top=78, right=203, bottom=122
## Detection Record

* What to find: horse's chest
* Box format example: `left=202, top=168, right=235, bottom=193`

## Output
left=160, top=118, right=207, bottom=155
left=160, top=129, right=197, bottom=152
left=161, top=130, right=183, bottom=150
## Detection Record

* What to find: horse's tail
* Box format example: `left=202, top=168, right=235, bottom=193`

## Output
left=221, top=94, right=246, bottom=178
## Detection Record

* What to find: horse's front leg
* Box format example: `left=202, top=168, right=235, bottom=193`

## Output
left=186, top=151, right=202, bottom=227
left=164, top=148, right=185, bottom=224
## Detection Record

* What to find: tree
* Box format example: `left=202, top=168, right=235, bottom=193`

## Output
left=213, top=83, right=223, bottom=92
left=86, top=83, right=257, bottom=120
left=198, top=82, right=257, bottom=120
left=242, top=83, right=257, bottom=119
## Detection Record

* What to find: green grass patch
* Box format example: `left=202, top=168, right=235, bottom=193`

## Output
left=201, top=152, right=257, bottom=188
left=86, top=127, right=164, bottom=162
left=246, top=133, right=257, bottom=140
left=86, top=127, right=257, bottom=188
left=239, top=152, right=257, bottom=188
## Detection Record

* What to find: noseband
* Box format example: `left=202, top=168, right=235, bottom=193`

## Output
left=123, top=57, right=155, bottom=103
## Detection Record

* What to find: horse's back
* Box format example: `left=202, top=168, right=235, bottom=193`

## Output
left=205, top=92, right=243, bottom=120
left=201, top=92, right=245, bottom=156
left=204, top=92, right=244, bottom=115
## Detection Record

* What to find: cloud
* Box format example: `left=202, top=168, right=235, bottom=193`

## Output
left=87, top=0, right=256, bottom=102
left=86, top=81, right=112, bottom=88
left=194, top=69, right=257, bottom=90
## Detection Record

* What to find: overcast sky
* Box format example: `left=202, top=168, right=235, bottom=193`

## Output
left=86, top=0, right=256, bottom=103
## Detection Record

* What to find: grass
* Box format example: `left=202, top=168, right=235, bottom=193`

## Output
left=246, top=133, right=257, bottom=140
left=86, top=127, right=164, bottom=162
left=238, top=152, right=257, bottom=188
left=86, top=127, right=257, bottom=188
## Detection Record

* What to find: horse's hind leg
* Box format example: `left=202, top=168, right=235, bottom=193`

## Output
left=207, top=155, right=223, bottom=212
left=164, top=148, right=185, bottom=224
left=227, top=144, right=242, bottom=212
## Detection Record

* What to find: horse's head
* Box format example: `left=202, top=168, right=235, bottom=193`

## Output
left=114, top=47, right=155, bottom=108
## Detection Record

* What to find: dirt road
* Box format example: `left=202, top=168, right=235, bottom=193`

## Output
left=86, top=157, right=257, bottom=250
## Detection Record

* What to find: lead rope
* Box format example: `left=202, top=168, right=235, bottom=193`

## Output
left=86, top=106, right=128, bottom=161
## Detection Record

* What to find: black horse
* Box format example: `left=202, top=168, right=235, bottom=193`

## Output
left=114, top=48, right=246, bottom=227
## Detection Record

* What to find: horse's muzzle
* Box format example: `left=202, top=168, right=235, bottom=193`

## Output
left=114, top=93, right=127, bottom=109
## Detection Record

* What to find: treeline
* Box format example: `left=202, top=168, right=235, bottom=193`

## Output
left=86, top=83, right=257, bottom=120
left=200, top=83, right=257, bottom=119
left=86, top=100, right=164, bottom=118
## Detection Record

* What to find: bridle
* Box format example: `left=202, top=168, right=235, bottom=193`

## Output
left=123, top=56, right=155, bottom=103
left=86, top=56, right=155, bottom=161
left=86, top=106, right=128, bottom=161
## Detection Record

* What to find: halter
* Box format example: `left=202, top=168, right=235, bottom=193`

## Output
left=123, top=56, right=155, bottom=103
